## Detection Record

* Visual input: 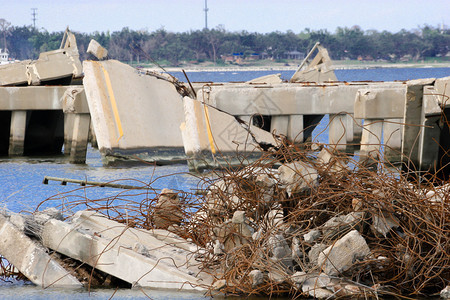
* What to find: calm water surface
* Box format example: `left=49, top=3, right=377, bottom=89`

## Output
left=0, top=67, right=448, bottom=299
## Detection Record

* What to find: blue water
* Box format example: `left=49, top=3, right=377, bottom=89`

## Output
left=0, top=67, right=449, bottom=299
left=172, top=67, right=450, bottom=82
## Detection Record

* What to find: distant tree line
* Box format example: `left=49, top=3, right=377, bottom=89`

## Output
left=1, top=23, right=449, bottom=65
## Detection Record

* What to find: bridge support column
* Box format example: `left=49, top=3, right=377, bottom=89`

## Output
left=384, top=119, right=402, bottom=163
left=360, top=119, right=383, bottom=168
left=9, top=111, right=27, bottom=156
left=287, top=115, right=304, bottom=142
left=270, top=116, right=289, bottom=136
left=329, top=114, right=349, bottom=151
left=64, top=114, right=75, bottom=155
left=69, top=114, right=90, bottom=164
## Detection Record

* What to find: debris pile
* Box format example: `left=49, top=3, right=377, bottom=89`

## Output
left=189, top=145, right=450, bottom=298
left=1, top=143, right=449, bottom=298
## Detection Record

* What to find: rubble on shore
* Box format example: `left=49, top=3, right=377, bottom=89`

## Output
left=1, top=142, right=449, bottom=298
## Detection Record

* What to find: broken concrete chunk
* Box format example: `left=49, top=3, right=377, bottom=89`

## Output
left=213, top=240, right=225, bottom=255
left=9, top=213, right=26, bottom=232
left=268, top=270, right=286, bottom=284
left=0, top=30, right=82, bottom=86
left=232, top=211, right=246, bottom=224
left=291, top=237, right=303, bottom=264
left=301, top=273, right=334, bottom=299
left=255, top=173, right=276, bottom=204
left=322, top=212, right=363, bottom=239
left=291, top=271, right=307, bottom=287
left=317, top=230, right=370, bottom=276
left=247, top=73, right=282, bottom=84
left=83, top=59, right=186, bottom=164
left=213, top=279, right=227, bottom=290
left=87, top=39, right=108, bottom=60
left=34, top=207, right=64, bottom=224
left=268, top=234, right=291, bottom=260
left=249, top=269, right=264, bottom=287
left=0, top=214, right=82, bottom=287
left=268, top=233, right=293, bottom=269
left=304, top=229, right=321, bottom=244
left=278, top=161, right=318, bottom=196
left=308, top=243, right=327, bottom=266
left=441, top=285, right=450, bottom=299
left=265, top=209, right=284, bottom=228
left=371, top=212, right=399, bottom=237
left=317, top=148, right=348, bottom=173
left=252, top=228, right=263, bottom=241
left=213, top=220, right=251, bottom=251
left=255, top=173, right=276, bottom=188
left=352, top=198, right=363, bottom=211
left=153, top=188, right=183, bottom=229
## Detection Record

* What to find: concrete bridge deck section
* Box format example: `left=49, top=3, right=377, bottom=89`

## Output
left=197, top=81, right=406, bottom=149
left=0, top=29, right=82, bottom=87
left=82, top=60, right=187, bottom=165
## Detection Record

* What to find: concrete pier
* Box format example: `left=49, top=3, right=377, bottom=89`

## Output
left=199, top=81, right=406, bottom=151
left=0, top=86, right=90, bottom=162
left=8, top=111, right=27, bottom=156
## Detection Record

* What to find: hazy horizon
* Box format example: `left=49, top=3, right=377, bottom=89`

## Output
left=2, top=0, right=449, bottom=34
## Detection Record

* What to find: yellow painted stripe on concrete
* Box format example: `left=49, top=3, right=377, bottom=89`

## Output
left=96, top=61, right=123, bottom=142
left=203, top=104, right=216, bottom=154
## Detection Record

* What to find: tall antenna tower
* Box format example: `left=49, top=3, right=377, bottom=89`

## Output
left=31, top=8, right=37, bottom=28
left=204, top=0, right=208, bottom=29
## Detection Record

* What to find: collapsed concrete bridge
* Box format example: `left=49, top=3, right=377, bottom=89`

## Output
left=0, top=34, right=449, bottom=178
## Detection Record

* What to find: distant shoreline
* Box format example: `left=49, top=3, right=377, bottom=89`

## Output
left=143, top=61, right=450, bottom=73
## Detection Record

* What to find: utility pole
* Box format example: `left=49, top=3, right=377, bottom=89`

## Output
left=204, top=0, right=208, bottom=29
left=31, top=8, right=37, bottom=28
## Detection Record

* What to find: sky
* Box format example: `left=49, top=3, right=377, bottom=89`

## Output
left=2, top=0, right=449, bottom=34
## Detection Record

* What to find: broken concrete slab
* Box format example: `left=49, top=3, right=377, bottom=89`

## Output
left=247, top=73, right=282, bottom=84
left=0, top=214, right=82, bottom=288
left=181, top=96, right=278, bottom=171
left=83, top=59, right=187, bottom=165
left=317, top=230, right=370, bottom=276
left=41, top=211, right=211, bottom=290
left=290, top=42, right=337, bottom=83
left=0, top=29, right=82, bottom=86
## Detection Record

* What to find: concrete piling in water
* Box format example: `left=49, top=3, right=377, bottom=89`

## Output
left=69, top=114, right=90, bottom=164
left=63, top=114, right=75, bottom=155
left=287, top=115, right=304, bottom=142
left=270, top=115, right=289, bottom=136
left=8, top=110, right=27, bottom=156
